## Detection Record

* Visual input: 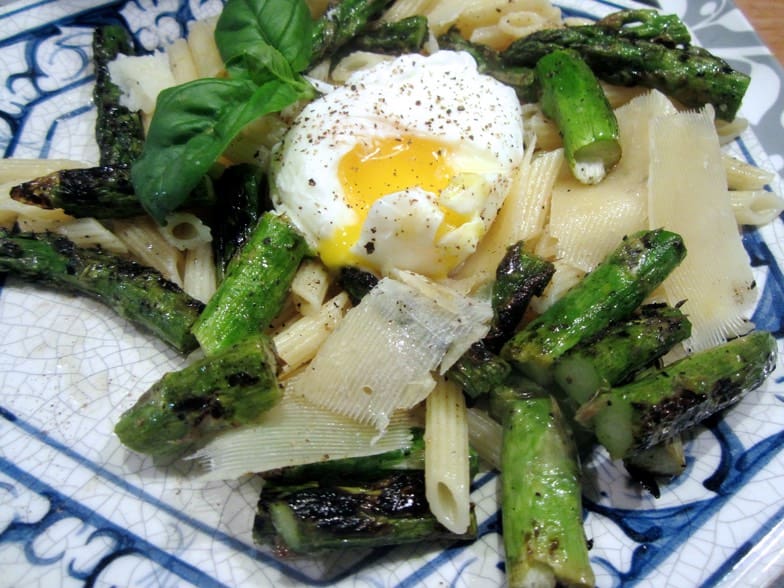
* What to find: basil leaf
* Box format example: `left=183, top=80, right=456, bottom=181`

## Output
left=132, top=77, right=308, bottom=224
left=215, top=0, right=313, bottom=80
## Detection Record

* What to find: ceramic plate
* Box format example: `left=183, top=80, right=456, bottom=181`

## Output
left=1, top=0, right=783, bottom=586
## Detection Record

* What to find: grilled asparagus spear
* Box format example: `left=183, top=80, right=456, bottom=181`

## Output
left=211, top=163, right=271, bottom=283
left=490, top=377, right=594, bottom=588
left=552, top=303, right=692, bottom=407
left=536, top=49, right=621, bottom=184
left=192, top=212, right=309, bottom=355
left=577, top=331, right=777, bottom=459
left=115, top=335, right=281, bottom=458
left=334, top=15, right=428, bottom=60
left=310, top=0, right=396, bottom=64
left=254, top=470, right=476, bottom=553
left=10, top=166, right=215, bottom=219
left=92, top=24, right=145, bottom=167
left=501, top=229, right=686, bottom=385
left=502, top=9, right=750, bottom=120
left=0, top=228, right=203, bottom=353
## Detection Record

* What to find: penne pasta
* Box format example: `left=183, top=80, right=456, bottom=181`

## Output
left=167, top=37, right=199, bottom=84
left=111, top=216, right=184, bottom=286
left=466, top=407, right=502, bottom=470
left=730, top=189, right=784, bottom=226
left=273, top=291, right=351, bottom=374
left=425, top=377, right=471, bottom=534
left=159, top=212, right=212, bottom=251
left=187, top=17, right=223, bottom=78
left=723, top=153, right=776, bottom=191
left=290, top=258, right=331, bottom=316
left=182, top=242, right=217, bottom=303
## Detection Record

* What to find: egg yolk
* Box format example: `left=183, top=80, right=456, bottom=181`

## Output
left=318, top=136, right=468, bottom=270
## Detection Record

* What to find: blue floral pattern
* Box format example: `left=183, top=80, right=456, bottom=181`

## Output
left=1, top=0, right=782, bottom=586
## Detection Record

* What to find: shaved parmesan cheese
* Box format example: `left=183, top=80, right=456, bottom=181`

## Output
left=191, top=392, right=417, bottom=481
left=292, top=270, right=492, bottom=432
left=648, top=105, right=756, bottom=352
left=548, top=91, right=676, bottom=271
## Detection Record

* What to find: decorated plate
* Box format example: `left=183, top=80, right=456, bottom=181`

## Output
left=1, top=0, right=783, bottom=586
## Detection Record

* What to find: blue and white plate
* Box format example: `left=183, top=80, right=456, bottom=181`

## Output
left=1, top=1, right=783, bottom=586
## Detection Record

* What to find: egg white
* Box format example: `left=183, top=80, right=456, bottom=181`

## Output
left=271, top=50, right=524, bottom=279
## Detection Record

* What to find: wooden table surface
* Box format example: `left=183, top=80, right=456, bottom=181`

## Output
left=734, top=0, right=783, bottom=65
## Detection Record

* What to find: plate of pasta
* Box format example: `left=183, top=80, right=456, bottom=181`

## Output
left=1, top=0, right=784, bottom=586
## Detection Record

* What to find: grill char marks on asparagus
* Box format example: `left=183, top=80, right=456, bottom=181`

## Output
left=0, top=228, right=203, bottom=353
left=114, top=335, right=281, bottom=458
left=501, top=229, right=686, bottom=385
left=92, top=24, right=145, bottom=167
left=10, top=166, right=216, bottom=219
left=333, top=15, right=429, bottom=63
left=254, top=470, right=476, bottom=553
left=553, top=302, right=692, bottom=407
left=577, top=331, right=777, bottom=459
left=211, top=163, right=272, bottom=283
left=502, top=9, right=750, bottom=121
left=310, top=0, right=397, bottom=65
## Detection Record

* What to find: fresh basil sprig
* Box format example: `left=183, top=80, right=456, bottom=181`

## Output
left=131, top=0, right=317, bottom=224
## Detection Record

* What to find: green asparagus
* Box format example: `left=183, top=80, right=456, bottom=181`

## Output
left=0, top=228, right=203, bottom=353
left=624, top=436, right=686, bottom=497
left=501, top=229, right=686, bottom=385
left=490, top=376, right=594, bottom=588
left=192, top=212, right=309, bottom=355
left=485, top=241, right=555, bottom=354
left=502, top=9, right=750, bottom=120
left=447, top=341, right=512, bottom=399
left=335, top=15, right=429, bottom=60
left=310, top=0, right=396, bottom=65
left=536, top=49, right=622, bottom=184
left=10, top=166, right=215, bottom=219
left=211, top=163, right=271, bottom=282
left=115, top=335, right=281, bottom=457
left=254, top=470, right=476, bottom=553
left=92, top=25, right=145, bottom=167
left=552, top=303, right=692, bottom=407
left=577, top=331, right=777, bottom=459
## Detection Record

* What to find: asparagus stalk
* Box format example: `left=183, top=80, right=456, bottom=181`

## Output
left=192, top=212, right=309, bottom=355
left=577, top=331, right=777, bottom=460
left=0, top=228, right=203, bottom=353
left=490, top=376, right=594, bottom=588
left=254, top=470, right=477, bottom=553
left=211, top=163, right=271, bottom=283
left=552, top=303, right=692, bottom=407
left=485, top=241, right=555, bottom=354
left=536, top=49, right=621, bottom=184
left=337, top=15, right=428, bottom=59
left=92, top=24, right=145, bottom=167
left=310, top=0, right=396, bottom=65
left=502, top=9, right=750, bottom=121
left=10, top=163, right=216, bottom=219
left=624, top=436, right=686, bottom=497
left=115, top=335, right=281, bottom=458
left=447, top=341, right=511, bottom=399
left=501, top=229, right=686, bottom=385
